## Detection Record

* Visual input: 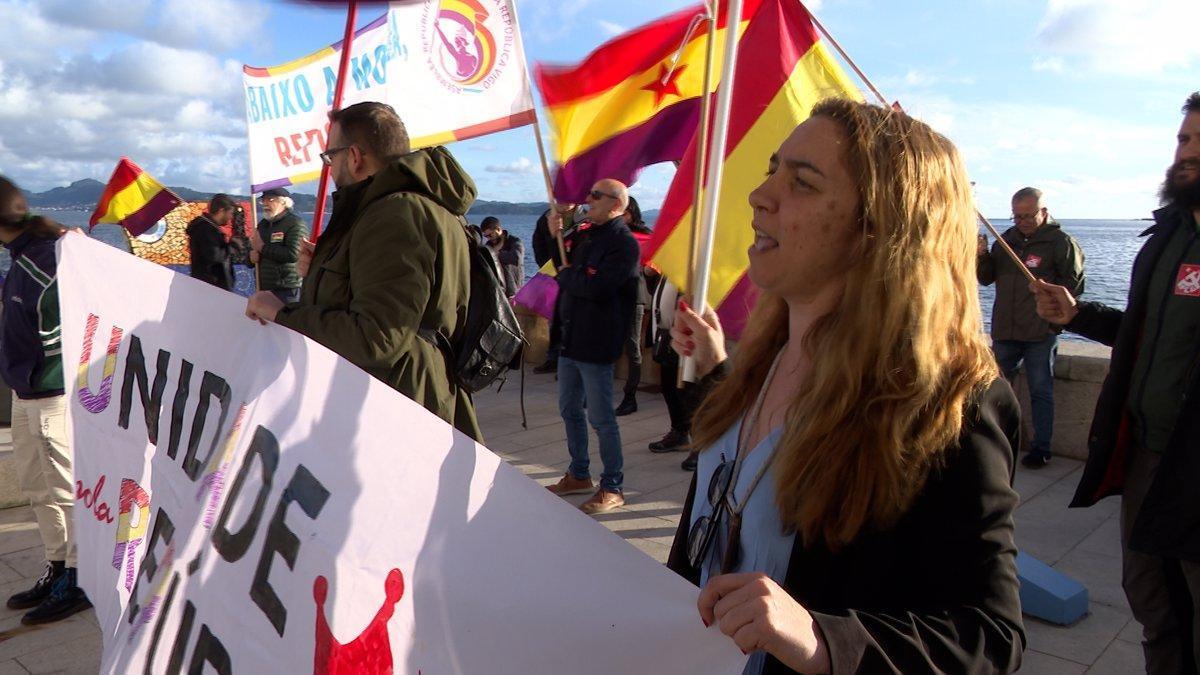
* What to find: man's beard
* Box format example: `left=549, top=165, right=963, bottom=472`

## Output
left=1159, top=159, right=1200, bottom=209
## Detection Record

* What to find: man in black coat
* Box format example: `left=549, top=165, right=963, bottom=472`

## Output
left=186, top=194, right=238, bottom=290
left=531, top=202, right=581, bottom=374
left=543, top=179, right=640, bottom=516
left=481, top=216, right=524, bottom=297
left=1034, top=91, right=1200, bottom=675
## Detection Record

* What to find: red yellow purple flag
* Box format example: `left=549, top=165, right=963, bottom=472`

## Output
left=642, top=0, right=861, bottom=340
left=535, top=0, right=763, bottom=203
left=88, top=158, right=182, bottom=237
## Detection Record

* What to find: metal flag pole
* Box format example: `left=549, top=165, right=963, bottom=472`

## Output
left=807, top=4, right=1034, bottom=283
left=687, top=0, right=719, bottom=288
left=310, top=0, right=359, bottom=240
left=682, top=0, right=743, bottom=383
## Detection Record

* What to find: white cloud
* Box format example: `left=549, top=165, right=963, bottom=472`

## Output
left=1035, top=0, right=1200, bottom=75
left=37, top=0, right=269, bottom=54
left=0, top=1, right=250, bottom=193
left=897, top=95, right=1178, bottom=218
left=486, top=157, right=539, bottom=174
left=598, top=20, right=625, bottom=36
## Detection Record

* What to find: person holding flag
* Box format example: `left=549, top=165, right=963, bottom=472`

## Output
left=665, top=100, right=1024, bottom=673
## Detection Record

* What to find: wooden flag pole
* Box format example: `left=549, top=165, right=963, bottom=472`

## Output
left=530, top=114, right=570, bottom=265
left=682, top=0, right=743, bottom=383
left=807, top=5, right=1035, bottom=283
left=310, top=0, right=359, bottom=240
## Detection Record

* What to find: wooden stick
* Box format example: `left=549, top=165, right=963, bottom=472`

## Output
left=530, top=114, right=569, bottom=265
left=807, top=3, right=1035, bottom=283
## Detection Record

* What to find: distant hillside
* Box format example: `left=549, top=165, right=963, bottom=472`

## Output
left=23, top=179, right=655, bottom=219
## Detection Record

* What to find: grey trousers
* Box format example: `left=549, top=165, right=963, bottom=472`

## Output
left=1122, top=445, right=1200, bottom=674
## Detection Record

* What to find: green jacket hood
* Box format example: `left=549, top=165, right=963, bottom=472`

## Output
left=362, top=146, right=477, bottom=217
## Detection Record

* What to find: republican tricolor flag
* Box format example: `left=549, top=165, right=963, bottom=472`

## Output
left=88, top=158, right=182, bottom=237
left=535, top=0, right=764, bottom=203
left=642, top=0, right=861, bottom=339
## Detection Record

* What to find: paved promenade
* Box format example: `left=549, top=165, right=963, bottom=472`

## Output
left=0, top=372, right=1143, bottom=673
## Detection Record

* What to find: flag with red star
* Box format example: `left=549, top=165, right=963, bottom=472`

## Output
left=534, top=0, right=764, bottom=203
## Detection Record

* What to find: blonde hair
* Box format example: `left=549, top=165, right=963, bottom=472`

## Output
left=691, top=99, right=997, bottom=549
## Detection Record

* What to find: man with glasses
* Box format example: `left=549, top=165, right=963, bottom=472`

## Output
left=249, top=187, right=308, bottom=303
left=245, top=101, right=482, bottom=441
left=978, top=186, right=1085, bottom=468
left=544, top=179, right=641, bottom=514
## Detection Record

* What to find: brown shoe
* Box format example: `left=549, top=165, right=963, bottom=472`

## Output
left=580, top=489, right=625, bottom=514
left=546, top=473, right=594, bottom=496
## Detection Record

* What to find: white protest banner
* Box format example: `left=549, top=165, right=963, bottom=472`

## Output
left=244, top=0, right=535, bottom=192
left=59, top=234, right=745, bottom=674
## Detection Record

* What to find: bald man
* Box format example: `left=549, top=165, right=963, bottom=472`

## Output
left=545, top=179, right=642, bottom=514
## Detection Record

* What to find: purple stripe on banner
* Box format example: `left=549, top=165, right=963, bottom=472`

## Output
left=121, top=190, right=181, bottom=237
left=553, top=99, right=701, bottom=203
left=250, top=176, right=296, bottom=193
left=512, top=273, right=559, bottom=320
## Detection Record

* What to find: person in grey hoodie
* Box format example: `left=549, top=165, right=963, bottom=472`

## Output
left=978, top=186, right=1085, bottom=468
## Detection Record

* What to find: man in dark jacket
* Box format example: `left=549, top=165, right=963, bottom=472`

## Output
left=480, top=216, right=524, bottom=297
left=1033, top=92, right=1200, bottom=675
left=187, top=194, right=238, bottom=290
left=531, top=202, right=581, bottom=374
left=0, top=177, right=91, bottom=625
left=245, top=102, right=480, bottom=441
left=978, top=187, right=1085, bottom=468
left=250, top=187, right=309, bottom=303
left=544, top=179, right=640, bottom=515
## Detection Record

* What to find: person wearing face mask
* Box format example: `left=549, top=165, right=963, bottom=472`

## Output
left=245, top=101, right=481, bottom=442
left=480, top=216, right=524, bottom=298
left=249, top=187, right=309, bottom=304
left=666, top=100, right=1024, bottom=673
left=0, top=176, right=92, bottom=625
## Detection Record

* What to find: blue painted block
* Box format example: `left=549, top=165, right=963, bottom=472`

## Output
left=1017, top=551, right=1089, bottom=625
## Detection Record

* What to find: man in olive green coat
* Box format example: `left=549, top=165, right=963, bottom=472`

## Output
left=246, top=102, right=481, bottom=441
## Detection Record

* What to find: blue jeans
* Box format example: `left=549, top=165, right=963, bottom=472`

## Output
left=558, top=357, right=623, bottom=492
left=993, top=336, right=1057, bottom=456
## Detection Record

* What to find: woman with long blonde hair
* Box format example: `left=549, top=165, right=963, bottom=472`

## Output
left=665, top=100, right=1023, bottom=673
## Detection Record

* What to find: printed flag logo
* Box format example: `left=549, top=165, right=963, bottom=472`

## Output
left=427, top=0, right=514, bottom=91
left=1175, top=264, right=1200, bottom=297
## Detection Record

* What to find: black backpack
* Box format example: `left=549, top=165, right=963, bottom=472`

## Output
left=424, top=218, right=526, bottom=394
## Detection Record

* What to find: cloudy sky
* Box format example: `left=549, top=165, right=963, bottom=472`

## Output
left=0, top=0, right=1195, bottom=218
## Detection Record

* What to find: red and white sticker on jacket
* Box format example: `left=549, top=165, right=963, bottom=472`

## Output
left=271, top=232, right=285, bottom=243
left=1024, top=254, right=1042, bottom=269
left=1176, top=264, right=1200, bottom=297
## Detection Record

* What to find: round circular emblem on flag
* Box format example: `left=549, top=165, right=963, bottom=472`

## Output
left=422, top=0, right=514, bottom=92
left=136, top=218, right=167, bottom=244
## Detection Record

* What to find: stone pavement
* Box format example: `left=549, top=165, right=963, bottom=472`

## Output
left=0, top=372, right=1144, bottom=673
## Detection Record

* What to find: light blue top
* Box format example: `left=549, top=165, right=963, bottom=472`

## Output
left=689, top=418, right=795, bottom=675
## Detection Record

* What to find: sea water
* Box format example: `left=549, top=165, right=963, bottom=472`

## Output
left=6, top=211, right=1148, bottom=343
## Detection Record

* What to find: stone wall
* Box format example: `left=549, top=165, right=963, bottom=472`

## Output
left=1009, top=340, right=1110, bottom=461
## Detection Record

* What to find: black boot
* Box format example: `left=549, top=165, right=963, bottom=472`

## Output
left=649, top=428, right=690, bottom=453
left=7, top=561, right=64, bottom=610
left=615, top=394, right=638, bottom=416
left=22, top=567, right=92, bottom=625
left=681, top=451, right=699, bottom=472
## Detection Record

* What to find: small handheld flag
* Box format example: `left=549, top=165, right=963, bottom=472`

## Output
left=89, top=158, right=182, bottom=237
